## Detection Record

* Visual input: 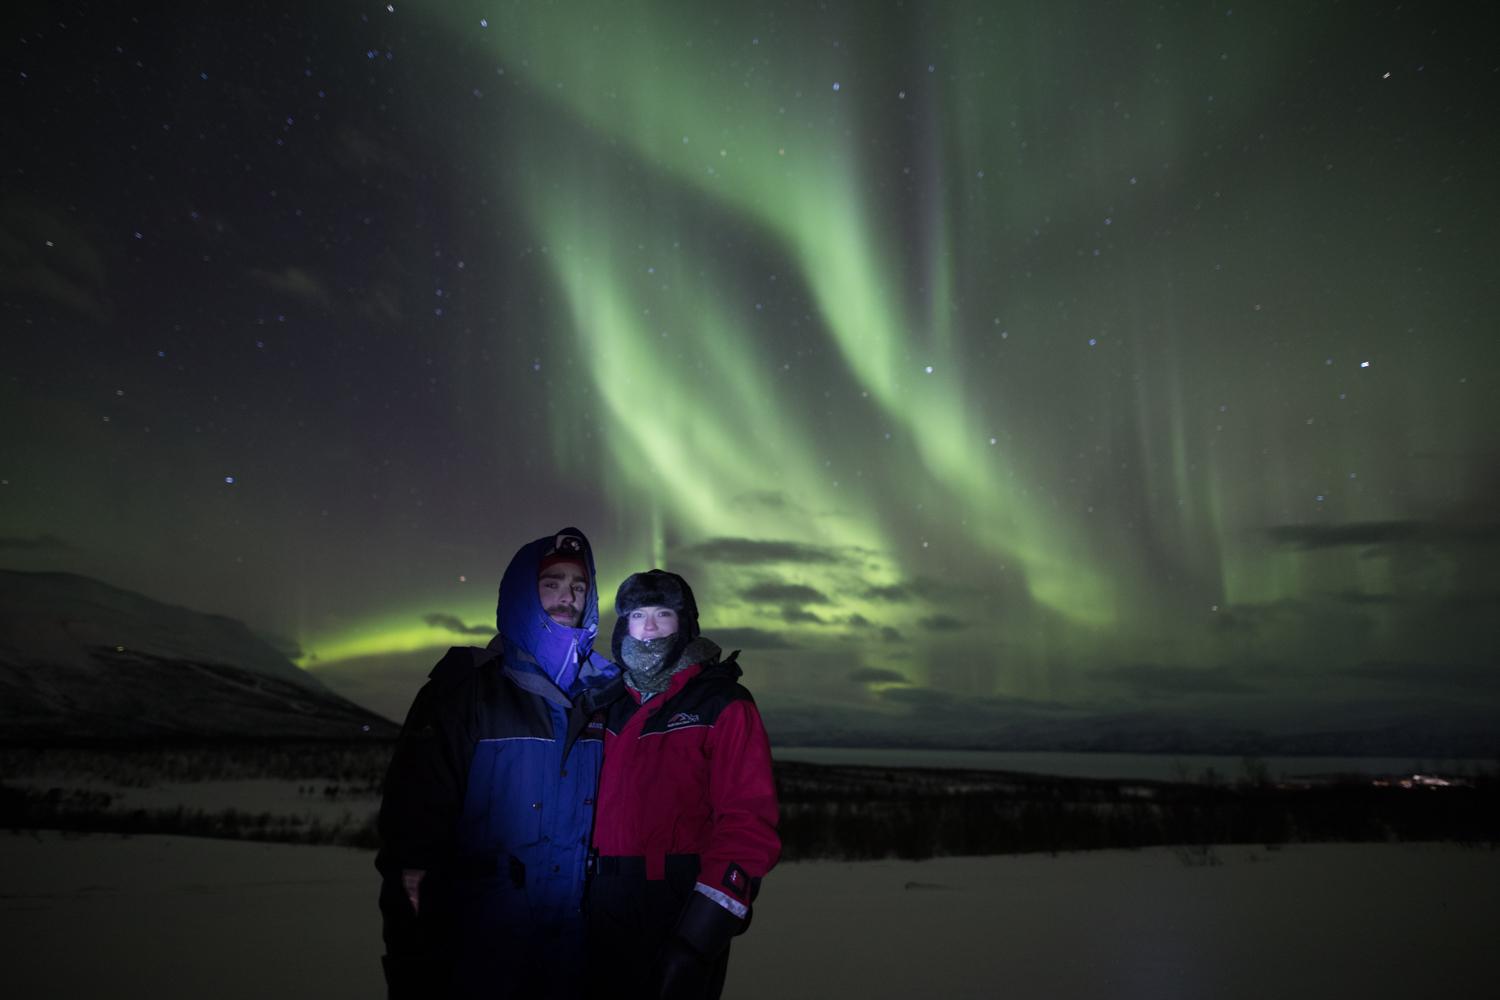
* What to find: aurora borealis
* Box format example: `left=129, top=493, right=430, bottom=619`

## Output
left=4, top=1, right=1497, bottom=747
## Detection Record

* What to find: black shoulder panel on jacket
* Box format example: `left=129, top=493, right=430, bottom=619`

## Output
left=377, top=648, right=491, bottom=875
left=635, top=669, right=755, bottom=736
left=427, top=645, right=493, bottom=687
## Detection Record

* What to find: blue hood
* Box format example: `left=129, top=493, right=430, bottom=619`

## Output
left=495, top=526, right=600, bottom=693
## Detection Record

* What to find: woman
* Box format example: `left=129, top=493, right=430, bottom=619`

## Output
left=587, top=569, right=781, bottom=1000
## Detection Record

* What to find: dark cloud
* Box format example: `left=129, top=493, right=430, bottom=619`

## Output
left=710, top=627, right=797, bottom=650
left=247, top=266, right=332, bottom=307
left=846, top=614, right=872, bottom=628
left=879, top=685, right=959, bottom=709
left=679, top=537, right=844, bottom=565
left=422, top=612, right=493, bottom=636
left=861, top=576, right=950, bottom=603
left=864, top=583, right=914, bottom=602
left=1267, top=521, right=1421, bottom=550
left=1102, top=664, right=1259, bottom=699
left=781, top=607, right=828, bottom=625
left=849, top=667, right=910, bottom=685
left=879, top=626, right=902, bottom=642
left=1434, top=522, right=1500, bottom=544
left=331, top=124, right=416, bottom=177
left=974, top=691, right=1077, bottom=713
left=917, top=614, right=967, bottom=631
left=0, top=533, right=70, bottom=552
left=728, top=491, right=799, bottom=513
left=1333, top=589, right=1397, bottom=605
left=1267, top=520, right=1500, bottom=551
left=1209, top=600, right=1307, bottom=636
left=741, top=582, right=829, bottom=605
left=1428, top=592, right=1500, bottom=610
left=0, top=198, right=110, bottom=322
left=356, top=282, right=404, bottom=326
left=1340, top=661, right=1500, bottom=696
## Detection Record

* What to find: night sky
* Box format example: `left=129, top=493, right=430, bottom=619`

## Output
left=5, top=2, right=1497, bottom=743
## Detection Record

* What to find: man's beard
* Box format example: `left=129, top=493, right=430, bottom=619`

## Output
left=546, top=605, right=580, bottom=626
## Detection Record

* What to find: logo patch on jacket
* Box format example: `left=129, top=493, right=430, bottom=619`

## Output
left=722, top=863, right=748, bottom=897
left=665, top=712, right=701, bottom=729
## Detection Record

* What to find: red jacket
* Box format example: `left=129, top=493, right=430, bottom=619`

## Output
left=593, top=641, right=780, bottom=916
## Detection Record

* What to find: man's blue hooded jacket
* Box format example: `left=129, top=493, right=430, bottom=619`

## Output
left=377, top=527, right=621, bottom=997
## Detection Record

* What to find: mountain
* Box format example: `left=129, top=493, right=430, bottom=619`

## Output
left=0, top=570, right=398, bottom=743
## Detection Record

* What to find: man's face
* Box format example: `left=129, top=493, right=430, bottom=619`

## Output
left=626, top=605, right=680, bottom=641
left=538, top=562, right=589, bottom=628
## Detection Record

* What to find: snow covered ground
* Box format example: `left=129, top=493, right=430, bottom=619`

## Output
left=3, top=833, right=1495, bottom=999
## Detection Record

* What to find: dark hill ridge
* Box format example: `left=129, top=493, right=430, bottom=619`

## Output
left=0, top=570, right=397, bottom=743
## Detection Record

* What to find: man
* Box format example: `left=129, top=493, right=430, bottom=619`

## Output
left=377, top=528, right=621, bottom=999
left=587, top=569, right=780, bottom=1000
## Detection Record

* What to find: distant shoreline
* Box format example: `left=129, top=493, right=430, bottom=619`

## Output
left=772, top=746, right=1499, bottom=782
left=4, top=743, right=1496, bottom=860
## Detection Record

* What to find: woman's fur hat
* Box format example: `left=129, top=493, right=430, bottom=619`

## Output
left=611, top=569, right=700, bottom=666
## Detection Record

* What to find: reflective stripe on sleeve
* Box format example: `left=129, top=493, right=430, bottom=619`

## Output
left=693, top=882, right=749, bottom=919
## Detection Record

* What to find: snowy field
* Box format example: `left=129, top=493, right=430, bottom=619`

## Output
left=3, top=832, right=1495, bottom=999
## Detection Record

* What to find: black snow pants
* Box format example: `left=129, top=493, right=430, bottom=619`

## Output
left=584, top=854, right=730, bottom=1000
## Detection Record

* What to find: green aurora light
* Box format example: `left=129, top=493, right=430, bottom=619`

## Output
left=299, top=2, right=1496, bottom=709
left=6, top=1, right=1492, bottom=731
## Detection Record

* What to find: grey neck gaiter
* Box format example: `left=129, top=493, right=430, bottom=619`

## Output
left=621, top=635, right=680, bottom=696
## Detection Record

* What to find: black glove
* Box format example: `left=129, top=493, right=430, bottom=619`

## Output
left=653, top=934, right=714, bottom=1000
left=650, top=891, right=745, bottom=1000
left=382, top=953, right=442, bottom=1000
left=378, top=873, right=450, bottom=999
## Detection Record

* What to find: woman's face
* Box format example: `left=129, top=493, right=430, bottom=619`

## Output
left=626, top=605, right=679, bottom=640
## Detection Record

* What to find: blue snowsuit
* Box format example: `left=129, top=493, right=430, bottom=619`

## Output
left=378, top=527, right=622, bottom=999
